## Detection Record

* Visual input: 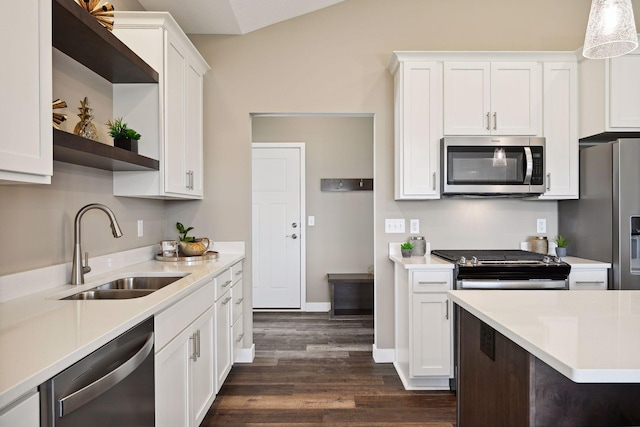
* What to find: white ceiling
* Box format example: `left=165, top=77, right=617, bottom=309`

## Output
left=137, top=0, right=345, bottom=34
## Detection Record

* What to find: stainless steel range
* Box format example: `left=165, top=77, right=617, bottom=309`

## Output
left=431, top=249, right=571, bottom=289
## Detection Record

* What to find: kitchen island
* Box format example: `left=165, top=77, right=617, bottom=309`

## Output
left=450, top=290, right=640, bottom=426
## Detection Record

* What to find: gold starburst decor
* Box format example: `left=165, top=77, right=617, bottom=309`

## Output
left=73, top=97, right=99, bottom=141
left=75, top=0, right=115, bottom=31
left=52, top=99, right=67, bottom=130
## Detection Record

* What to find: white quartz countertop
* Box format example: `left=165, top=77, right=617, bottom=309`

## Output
left=449, top=290, right=640, bottom=383
left=389, top=253, right=455, bottom=270
left=0, top=251, right=244, bottom=408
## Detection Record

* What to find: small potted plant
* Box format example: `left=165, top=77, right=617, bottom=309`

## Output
left=400, top=241, right=414, bottom=258
left=107, top=117, right=141, bottom=153
left=176, top=222, right=210, bottom=256
left=555, top=235, right=568, bottom=258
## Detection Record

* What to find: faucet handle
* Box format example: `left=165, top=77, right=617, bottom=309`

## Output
left=83, top=252, right=92, bottom=274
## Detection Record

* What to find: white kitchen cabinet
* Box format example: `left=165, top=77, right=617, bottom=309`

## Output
left=0, top=0, right=52, bottom=184
left=394, top=264, right=453, bottom=390
left=539, top=62, right=579, bottom=199
left=231, top=262, right=245, bottom=362
left=155, top=280, right=216, bottom=427
left=213, top=268, right=233, bottom=392
left=390, top=59, right=442, bottom=200
left=112, top=12, right=210, bottom=199
left=0, top=390, right=39, bottom=427
left=569, top=269, right=608, bottom=290
left=579, top=46, right=640, bottom=139
left=443, top=62, right=540, bottom=136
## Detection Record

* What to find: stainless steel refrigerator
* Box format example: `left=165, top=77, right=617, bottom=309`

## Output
left=559, top=139, right=640, bottom=289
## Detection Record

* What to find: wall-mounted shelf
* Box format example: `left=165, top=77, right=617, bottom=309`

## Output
left=321, top=178, right=373, bottom=191
left=53, top=129, right=159, bottom=171
left=52, top=0, right=158, bottom=83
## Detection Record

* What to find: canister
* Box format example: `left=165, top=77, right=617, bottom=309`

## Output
left=410, top=236, right=426, bottom=256
left=530, top=236, right=548, bottom=255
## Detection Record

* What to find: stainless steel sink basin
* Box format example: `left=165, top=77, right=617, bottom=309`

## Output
left=61, top=275, right=185, bottom=300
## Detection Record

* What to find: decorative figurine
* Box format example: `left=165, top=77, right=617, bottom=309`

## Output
left=52, top=99, right=67, bottom=129
left=75, top=0, right=115, bottom=31
left=73, top=97, right=98, bottom=141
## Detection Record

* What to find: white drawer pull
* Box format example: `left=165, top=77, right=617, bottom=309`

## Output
left=575, top=281, right=605, bottom=285
left=236, top=297, right=244, bottom=305
left=222, top=296, right=232, bottom=305
left=236, top=333, right=245, bottom=343
left=222, top=280, right=232, bottom=287
left=418, top=281, right=448, bottom=285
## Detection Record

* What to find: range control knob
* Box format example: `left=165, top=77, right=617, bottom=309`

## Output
left=458, top=256, right=467, bottom=265
left=542, top=256, right=551, bottom=264
left=471, top=256, right=479, bottom=266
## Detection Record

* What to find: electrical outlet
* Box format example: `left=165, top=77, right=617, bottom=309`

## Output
left=385, top=219, right=405, bottom=233
left=536, top=218, right=547, bottom=234
left=137, top=220, right=143, bottom=237
left=410, top=219, right=420, bottom=234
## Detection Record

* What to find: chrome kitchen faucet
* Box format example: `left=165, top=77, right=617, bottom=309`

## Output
left=71, top=203, right=123, bottom=285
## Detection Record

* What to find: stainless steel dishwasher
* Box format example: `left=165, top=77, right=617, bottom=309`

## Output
left=40, top=317, right=155, bottom=426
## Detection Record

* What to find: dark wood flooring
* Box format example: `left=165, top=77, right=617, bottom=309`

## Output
left=201, top=312, right=457, bottom=426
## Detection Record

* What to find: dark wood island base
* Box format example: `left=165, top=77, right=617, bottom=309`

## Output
left=457, top=307, right=640, bottom=426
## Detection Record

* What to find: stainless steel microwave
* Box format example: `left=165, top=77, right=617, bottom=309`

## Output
left=441, top=136, right=545, bottom=196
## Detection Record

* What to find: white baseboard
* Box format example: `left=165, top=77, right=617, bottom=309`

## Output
left=304, top=302, right=331, bottom=312
left=372, top=344, right=395, bottom=363
left=234, top=344, right=255, bottom=363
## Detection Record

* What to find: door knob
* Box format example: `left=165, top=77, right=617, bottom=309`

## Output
left=286, top=234, right=298, bottom=239
left=292, top=222, right=298, bottom=228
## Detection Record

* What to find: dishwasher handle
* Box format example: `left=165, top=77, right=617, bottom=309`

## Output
left=58, top=332, right=154, bottom=418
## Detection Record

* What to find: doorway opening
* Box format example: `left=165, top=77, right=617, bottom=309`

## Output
left=251, top=114, right=375, bottom=316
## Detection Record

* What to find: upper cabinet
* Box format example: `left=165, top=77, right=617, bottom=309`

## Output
left=112, top=12, right=210, bottom=199
left=0, top=0, right=52, bottom=184
left=579, top=46, right=640, bottom=140
left=443, top=62, right=540, bottom=136
left=391, top=59, right=442, bottom=200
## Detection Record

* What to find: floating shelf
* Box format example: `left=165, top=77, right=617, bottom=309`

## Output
left=321, top=178, right=373, bottom=191
left=52, top=0, right=158, bottom=83
left=53, top=129, right=159, bottom=171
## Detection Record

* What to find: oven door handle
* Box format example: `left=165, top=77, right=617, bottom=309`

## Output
left=457, top=279, right=567, bottom=290
left=523, top=146, right=533, bottom=185
left=58, top=332, right=154, bottom=418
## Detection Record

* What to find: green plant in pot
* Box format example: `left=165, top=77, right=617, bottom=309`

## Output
left=107, top=118, right=141, bottom=153
left=400, top=241, right=414, bottom=258
left=555, top=235, right=568, bottom=258
left=176, top=222, right=210, bottom=256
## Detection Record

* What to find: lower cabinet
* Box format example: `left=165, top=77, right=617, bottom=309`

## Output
left=393, top=264, right=453, bottom=390
left=0, top=390, right=39, bottom=427
left=155, top=280, right=215, bottom=427
left=569, top=268, right=608, bottom=290
left=215, top=289, right=232, bottom=392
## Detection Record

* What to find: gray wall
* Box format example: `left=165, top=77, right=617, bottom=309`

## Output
left=252, top=115, right=374, bottom=303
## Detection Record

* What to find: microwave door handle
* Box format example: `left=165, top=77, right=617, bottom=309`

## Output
left=523, top=147, right=533, bottom=184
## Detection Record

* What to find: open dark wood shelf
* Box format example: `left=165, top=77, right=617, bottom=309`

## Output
left=52, top=0, right=158, bottom=83
left=53, top=129, right=159, bottom=171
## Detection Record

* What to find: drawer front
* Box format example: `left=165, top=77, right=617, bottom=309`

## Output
left=570, top=269, right=608, bottom=290
left=232, top=315, right=244, bottom=363
left=412, top=270, right=452, bottom=293
left=231, top=261, right=243, bottom=284
left=232, top=279, right=244, bottom=324
left=155, top=279, right=215, bottom=351
left=214, top=268, right=233, bottom=301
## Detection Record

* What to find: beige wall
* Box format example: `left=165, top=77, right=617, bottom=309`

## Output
left=252, top=115, right=374, bottom=303
left=187, top=0, right=640, bottom=350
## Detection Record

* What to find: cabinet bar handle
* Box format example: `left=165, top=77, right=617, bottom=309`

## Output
left=493, top=112, right=497, bottom=130
left=196, top=329, right=201, bottom=358
left=546, top=173, right=551, bottom=191
left=235, top=270, right=243, bottom=275
left=418, top=281, right=448, bottom=285
left=189, top=333, right=197, bottom=361
left=432, top=172, right=436, bottom=191
left=222, top=280, right=232, bottom=287
left=222, top=296, right=232, bottom=305
left=236, top=333, right=245, bottom=343
left=445, top=299, right=449, bottom=320
left=236, top=297, right=244, bottom=304
left=486, top=112, right=490, bottom=130
left=575, top=281, right=605, bottom=285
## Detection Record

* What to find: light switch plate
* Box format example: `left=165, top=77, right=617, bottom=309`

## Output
left=137, top=220, right=143, bottom=237
left=410, top=219, right=419, bottom=234
left=308, top=216, right=315, bottom=227
left=385, top=219, right=405, bottom=233
left=536, top=218, right=546, bottom=234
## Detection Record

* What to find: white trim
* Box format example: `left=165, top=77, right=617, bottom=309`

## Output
left=372, top=344, right=395, bottom=363
left=304, top=302, right=331, bottom=312
left=251, top=142, right=306, bottom=310
left=393, top=362, right=451, bottom=390
left=234, top=344, right=255, bottom=363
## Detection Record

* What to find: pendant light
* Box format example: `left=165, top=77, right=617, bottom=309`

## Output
left=583, top=0, right=638, bottom=59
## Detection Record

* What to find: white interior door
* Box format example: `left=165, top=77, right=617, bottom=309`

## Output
left=252, top=144, right=304, bottom=309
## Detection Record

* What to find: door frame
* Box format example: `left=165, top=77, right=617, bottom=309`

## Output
left=251, top=142, right=307, bottom=311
